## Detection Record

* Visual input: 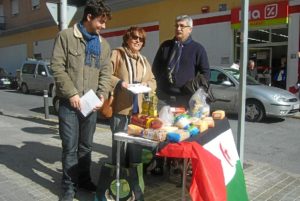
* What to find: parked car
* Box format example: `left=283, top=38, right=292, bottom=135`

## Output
left=210, top=66, right=300, bottom=122
left=20, top=59, right=55, bottom=96
left=0, top=67, right=11, bottom=89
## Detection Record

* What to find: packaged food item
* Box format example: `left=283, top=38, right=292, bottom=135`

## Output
left=192, top=120, right=208, bottom=133
left=131, top=114, right=163, bottom=129
left=167, top=129, right=190, bottom=142
left=212, top=110, right=225, bottom=120
left=188, top=88, right=210, bottom=118
left=170, top=107, right=186, bottom=114
left=174, top=114, right=191, bottom=129
left=202, top=117, right=215, bottom=128
left=158, top=106, right=174, bottom=126
left=128, top=124, right=144, bottom=136
left=160, top=126, right=178, bottom=132
left=201, top=104, right=210, bottom=118
left=187, top=125, right=199, bottom=136
left=142, top=129, right=167, bottom=142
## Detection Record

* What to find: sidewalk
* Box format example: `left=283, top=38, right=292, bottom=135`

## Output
left=0, top=111, right=300, bottom=201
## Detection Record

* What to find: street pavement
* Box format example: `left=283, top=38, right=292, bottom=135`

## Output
left=1, top=110, right=300, bottom=201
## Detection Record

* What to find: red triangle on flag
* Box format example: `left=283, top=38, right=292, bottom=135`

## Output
left=158, top=141, right=226, bottom=201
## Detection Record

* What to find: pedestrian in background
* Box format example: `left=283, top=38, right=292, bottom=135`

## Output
left=247, top=59, right=258, bottom=80
left=51, top=1, right=112, bottom=200
left=230, top=59, right=240, bottom=70
left=274, top=56, right=287, bottom=89
left=110, top=26, right=156, bottom=165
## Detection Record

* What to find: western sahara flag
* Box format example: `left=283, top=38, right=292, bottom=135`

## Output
left=203, top=129, right=248, bottom=201
left=158, top=119, right=248, bottom=201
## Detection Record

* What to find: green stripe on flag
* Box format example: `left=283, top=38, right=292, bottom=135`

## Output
left=226, top=160, right=248, bottom=201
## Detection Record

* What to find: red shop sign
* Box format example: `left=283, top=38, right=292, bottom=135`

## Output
left=231, top=1, right=288, bottom=28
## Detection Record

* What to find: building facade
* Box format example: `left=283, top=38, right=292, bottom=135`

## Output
left=0, top=0, right=299, bottom=90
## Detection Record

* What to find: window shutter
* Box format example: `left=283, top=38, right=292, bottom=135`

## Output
left=32, top=0, right=40, bottom=9
left=11, top=0, right=19, bottom=15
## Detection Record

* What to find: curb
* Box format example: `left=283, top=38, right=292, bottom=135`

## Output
left=292, top=112, right=300, bottom=119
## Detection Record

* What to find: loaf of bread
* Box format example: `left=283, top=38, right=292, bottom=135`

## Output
left=142, top=129, right=167, bottom=142
left=202, top=117, right=215, bottom=128
left=192, top=120, right=208, bottom=133
left=128, top=124, right=144, bottom=136
left=212, top=110, right=225, bottom=120
left=167, top=129, right=190, bottom=142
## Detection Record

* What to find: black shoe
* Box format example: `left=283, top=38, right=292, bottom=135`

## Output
left=78, top=181, right=97, bottom=192
left=59, top=191, right=75, bottom=201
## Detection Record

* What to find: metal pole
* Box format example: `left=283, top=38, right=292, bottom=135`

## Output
left=237, top=0, right=249, bottom=167
left=116, top=140, right=121, bottom=201
left=181, top=158, right=188, bottom=201
left=43, top=90, right=49, bottom=119
left=60, top=0, right=67, bottom=30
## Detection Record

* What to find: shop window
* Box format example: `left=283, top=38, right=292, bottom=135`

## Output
left=32, top=0, right=40, bottom=10
left=11, top=0, right=19, bottom=16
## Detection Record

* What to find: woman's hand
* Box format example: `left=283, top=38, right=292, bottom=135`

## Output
left=121, top=81, right=128, bottom=89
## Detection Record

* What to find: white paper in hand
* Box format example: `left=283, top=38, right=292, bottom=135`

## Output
left=80, top=89, right=103, bottom=117
left=127, top=84, right=151, bottom=94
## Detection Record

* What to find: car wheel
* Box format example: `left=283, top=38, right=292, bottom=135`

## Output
left=52, top=96, right=59, bottom=114
left=21, top=83, right=29, bottom=94
left=246, top=100, right=265, bottom=122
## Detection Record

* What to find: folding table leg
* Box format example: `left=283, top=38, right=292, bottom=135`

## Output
left=181, top=158, right=188, bottom=201
left=116, top=140, right=121, bottom=201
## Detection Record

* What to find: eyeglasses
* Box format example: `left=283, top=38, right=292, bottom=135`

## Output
left=175, top=24, right=190, bottom=29
left=131, top=35, right=144, bottom=42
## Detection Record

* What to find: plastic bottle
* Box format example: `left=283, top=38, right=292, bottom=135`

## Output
left=148, top=92, right=158, bottom=117
left=141, top=94, right=150, bottom=115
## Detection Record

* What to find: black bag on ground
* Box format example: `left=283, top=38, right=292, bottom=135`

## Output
left=181, top=73, right=215, bottom=103
left=94, top=163, right=144, bottom=201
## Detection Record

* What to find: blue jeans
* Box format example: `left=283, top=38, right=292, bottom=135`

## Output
left=58, top=99, right=97, bottom=192
left=110, top=114, right=142, bottom=166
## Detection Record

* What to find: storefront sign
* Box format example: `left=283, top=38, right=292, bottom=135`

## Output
left=231, top=1, right=288, bottom=29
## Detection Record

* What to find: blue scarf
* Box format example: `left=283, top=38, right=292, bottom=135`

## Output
left=77, top=22, right=101, bottom=67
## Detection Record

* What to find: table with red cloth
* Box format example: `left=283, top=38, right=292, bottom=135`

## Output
left=115, top=118, right=235, bottom=201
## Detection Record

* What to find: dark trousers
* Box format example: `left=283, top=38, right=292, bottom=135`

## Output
left=58, top=100, right=97, bottom=192
left=110, top=114, right=142, bottom=166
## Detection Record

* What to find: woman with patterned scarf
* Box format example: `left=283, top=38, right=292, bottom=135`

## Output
left=110, top=26, right=157, bottom=166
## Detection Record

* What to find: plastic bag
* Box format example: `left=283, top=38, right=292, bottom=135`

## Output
left=188, top=88, right=210, bottom=118
left=158, top=106, right=174, bottom=126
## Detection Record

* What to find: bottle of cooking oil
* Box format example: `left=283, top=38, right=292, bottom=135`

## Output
left=149, top=92, right=158, bottom=117
left=141, top=93, right=150, bottom=115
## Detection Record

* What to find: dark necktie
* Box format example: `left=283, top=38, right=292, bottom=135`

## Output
left=167, top=41, right=183, bottom=84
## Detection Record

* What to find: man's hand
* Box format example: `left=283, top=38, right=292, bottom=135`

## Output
left=93, top=94, right=104, bottom=111
left=69, top=94, right=81, bottom=110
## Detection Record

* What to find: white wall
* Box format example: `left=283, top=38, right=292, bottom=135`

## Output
left=191, top=12, right=233, bottom=67
left=0, top=44, right=27, bottom=75
left=192, top=22, right=233, bottom=67
left=33, top=39, right=55, bottom=61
